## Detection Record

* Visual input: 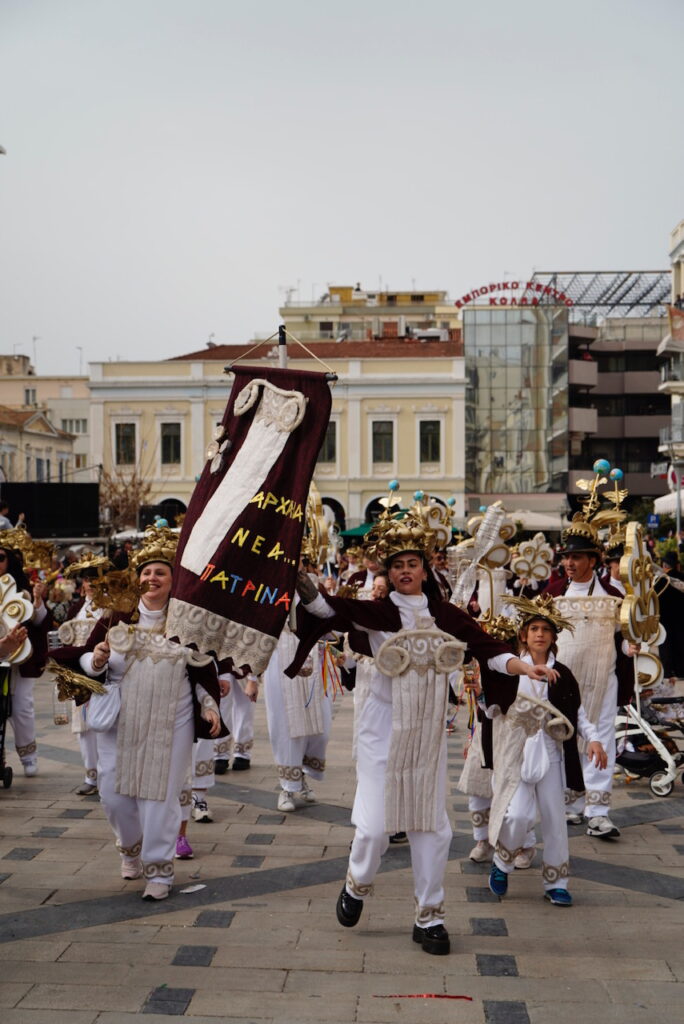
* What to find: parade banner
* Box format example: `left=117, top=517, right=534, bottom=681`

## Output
left=166, top=365, right=332, bottom=674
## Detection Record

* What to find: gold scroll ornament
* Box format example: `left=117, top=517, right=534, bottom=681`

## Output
left=619, top=521, right=660, bottom=646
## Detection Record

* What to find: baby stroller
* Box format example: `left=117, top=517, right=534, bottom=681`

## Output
left=0, top=665, right=13, bottom=789
left=615, top=701, right=683, bottom=797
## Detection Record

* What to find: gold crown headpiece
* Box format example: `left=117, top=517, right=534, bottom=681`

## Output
left=363, top=483, right=451, bottom=566
left=64, top=551, right=112, bottom=579
left=479, top=613, right=518, bottom=643
left=563, top=460, right=627, bottom=552
left=129, top=526, right=179, bottom=573
left=506, top=593, right=575, bottom=635
left=0, top=526, right=55, bottom=571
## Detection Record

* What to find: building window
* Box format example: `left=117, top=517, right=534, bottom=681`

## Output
left=36, top=458, right=45, bottom=482
left=372, top=421, right=393, bottom=463
left=46, top=459, right=51, bottom=482
left=61, top=418, right=88, bottom=434
left=161, top=422, right=181, bottom=465
left=74, top=454, right=87, bottom=470
left=24, top=387, right=36, bottom=405
left=420, top=420, right=441, bottom=463
left=115, top=423, right=136, bottom=465
left=25, top=455, right=31, bottom=480
left=318, top=421, right=336, bottom=464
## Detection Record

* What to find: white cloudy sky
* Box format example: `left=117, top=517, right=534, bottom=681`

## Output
left=1, top=0, right=682, bottom=376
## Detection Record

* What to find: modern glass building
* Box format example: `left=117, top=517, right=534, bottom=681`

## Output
left=464, top=306, right=569, bottom=499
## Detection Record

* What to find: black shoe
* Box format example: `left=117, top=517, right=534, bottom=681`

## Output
left=336, top=887, right=363, bottom=928
left=412, top=923, right=450, bottom=956
left=214, top=759, right=229, bottom=775
left=389, top=831, right=408, bottom=845
left=231, top=757, right=251, bottom=771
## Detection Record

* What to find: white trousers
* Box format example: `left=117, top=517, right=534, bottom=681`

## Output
left=494, top=761, right=569, bottom=891
left=567, top=673, right=617, bottom=818
left=96, top=715, right=194, bottom=885
left=468, top=795, right=491, bottom=841
left=78, top=729, right=98, bottom=785
left=227, top=683, right=255, bottom=761
left=347, top=692, right=452, bottom=927
left=264, top=668, right=332, bottom=793
left=180, top=738, right=216, bottom=823
left=9, top=673, right=36, bottom=764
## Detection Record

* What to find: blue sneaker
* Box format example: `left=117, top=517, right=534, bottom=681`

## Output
left=544, top=888, right=573, bottom=906
left=488, top=865, right=508, bottom=898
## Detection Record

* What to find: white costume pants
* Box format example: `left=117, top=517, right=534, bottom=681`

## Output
left=9, top=673, right=37, bottom=764
left=494, top=761, right=569, bottom=891
left=567, top=673, right=617, bottom=819
left=79, top=730, right=98, bottom=786
left=227, top=682, right=255, bottom=762
left=469, top=795, right=491, bottom=841
left=180, top=738, right=216, bottom=823
left=96, top=715, right=194, bottom=885
left=264, top=668, right=331, bottom=793
left=346, top=692, right=452, bottom=927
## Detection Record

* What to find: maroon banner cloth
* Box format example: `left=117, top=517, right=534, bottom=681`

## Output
left=166, top=365, right=331, bottom=674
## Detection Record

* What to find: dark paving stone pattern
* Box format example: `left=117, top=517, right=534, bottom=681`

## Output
left=142, top=986, right=196, bottom=1015
left=466, top=887, right=499, bottom=903
left=232, top=855, right=265, bottom=868
left=59, top=808, right=91, bottom=819
left=477, top=953, right=518, bottom=977
left=256, top=814, right=285, bottom=825
left=471, top=917, right=508, bottom=936
left=172, top=945, right=217, bottom=966
left=484, top=1000, right=530, bottom=1023
left=245, top=833, right=274, bottom=845
left=33, top=826, right=67, bottom=838
left=194, top=910, right=235, bottom=928
left=3, top=848, right=42, bottom=861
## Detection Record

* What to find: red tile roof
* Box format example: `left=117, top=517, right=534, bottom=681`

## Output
left=171, top=337, right=463, bottom=362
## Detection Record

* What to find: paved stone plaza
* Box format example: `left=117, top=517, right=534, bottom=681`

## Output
left=1, top=682, right=683, bottom=1024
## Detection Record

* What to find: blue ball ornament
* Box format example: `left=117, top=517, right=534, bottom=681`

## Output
left=479, top=505, right=487, bottom=513
left=609, top=468, right=623, bottom=481
left=447, top=497, right=456, bottom=507
left=413, top=490, right=424, bottom=501
left=388, top=479, right=400, bottom=491
left=593, top=459, right=610, bottom=474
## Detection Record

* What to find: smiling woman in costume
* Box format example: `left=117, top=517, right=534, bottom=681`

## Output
left=291, top=498, right=558, bottom=957
left=77, top=527, right=227, bottom=901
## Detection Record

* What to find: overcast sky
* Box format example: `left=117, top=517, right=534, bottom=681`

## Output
left=1, top=0, right=682, bottom=377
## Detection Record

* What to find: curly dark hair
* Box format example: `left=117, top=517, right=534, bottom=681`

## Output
left=0, top=547, right=31, bottom=593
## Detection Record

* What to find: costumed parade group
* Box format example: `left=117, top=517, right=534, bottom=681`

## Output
left=0, top=368, right=682, bottom=959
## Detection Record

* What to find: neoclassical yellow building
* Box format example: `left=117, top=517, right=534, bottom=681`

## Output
left=89, top=333, right=467, bottom=529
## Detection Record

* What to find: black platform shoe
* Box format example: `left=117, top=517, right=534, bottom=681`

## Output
left=412, top=923, right=450, bottom=955
left=336, top=887, right=363, bottom=927
left=214, top=759, right=229, bottom=775
left=231, top=757, right=250, bottom=771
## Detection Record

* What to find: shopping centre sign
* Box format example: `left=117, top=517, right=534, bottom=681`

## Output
left=454, top=280, right=575, bottom=309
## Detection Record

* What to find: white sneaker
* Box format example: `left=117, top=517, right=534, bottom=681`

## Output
left=121, top=856, right=143, bottom=880
left=142, top=881, right=170, bottom=901
left=299, top=776, right=316, bottom=804
left=23, top=761, right=38, bottom=777
left=277, top=789, right=296, bottom=812
left=586, top=815, right=620, bottom=839
left=469, top=840, right=494, bottom=863
left=191, top=793, right=213, bottom=823
left=513, top=847, right=536, bottom=870
left=565, top=812, right=584, bottom=826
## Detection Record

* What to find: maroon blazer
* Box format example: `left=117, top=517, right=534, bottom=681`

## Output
left=18, top=610, right=50, bottom=679
left=55, top=610, right=228, bottom=741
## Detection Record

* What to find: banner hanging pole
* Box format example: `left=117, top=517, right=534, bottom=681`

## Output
left=278, top=324, right=287, bottom=369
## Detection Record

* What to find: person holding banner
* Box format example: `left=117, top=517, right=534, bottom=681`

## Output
left=291, top=501, right=557, bottom=957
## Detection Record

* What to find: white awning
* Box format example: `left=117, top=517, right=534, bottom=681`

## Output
left=509, top=509, right=570, bottom=532
left=654, top=492, right=683, bottom=516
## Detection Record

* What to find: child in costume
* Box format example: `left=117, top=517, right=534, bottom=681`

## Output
left=487, top=593, right=607, bottom=906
